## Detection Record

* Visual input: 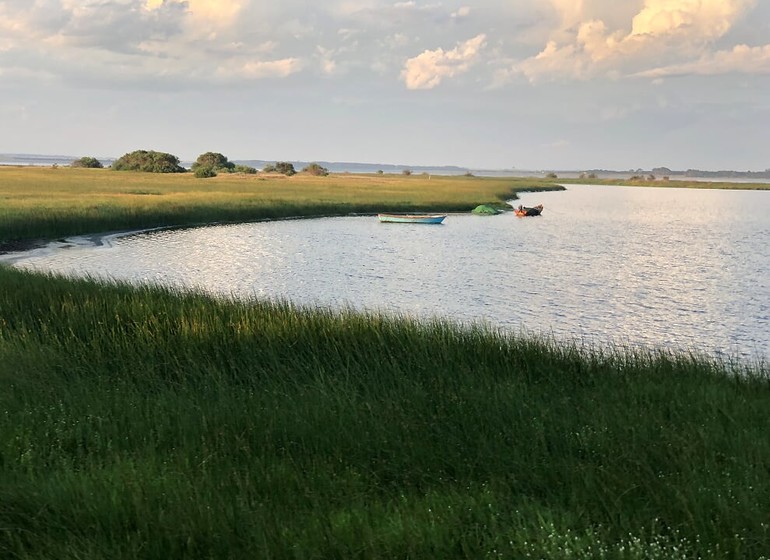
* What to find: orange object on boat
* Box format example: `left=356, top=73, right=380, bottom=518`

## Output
left=514, top=204, right=543, bottom=217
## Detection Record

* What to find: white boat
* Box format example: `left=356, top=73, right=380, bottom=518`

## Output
left=377, top=213, right=446, bottom=224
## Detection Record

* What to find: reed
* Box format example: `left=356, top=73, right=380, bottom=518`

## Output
left=1, top=267, right=768, bottom=559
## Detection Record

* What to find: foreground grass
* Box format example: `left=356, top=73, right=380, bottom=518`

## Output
left=0, top=167, right=562, bottom=248
left=1, top=267, right=769, bottom=559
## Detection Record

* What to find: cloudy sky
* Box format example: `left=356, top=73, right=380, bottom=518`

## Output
left=1, top=0, right=769, bottom=170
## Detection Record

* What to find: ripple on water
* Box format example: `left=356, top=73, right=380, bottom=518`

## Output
left=9, top=185, right=770, bottom=361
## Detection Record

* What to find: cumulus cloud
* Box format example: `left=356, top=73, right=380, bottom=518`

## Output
left=514, top=0, right=765, bottom=82
left=637, top=43, right=770, bottom=77
left=451, top=6, right=471, bottom=19
left=1, top=0, right=767, bottom=92
left=215, top=57, right=302, bottom=80
left=401, top=34, right=486, bottom=89
left=0, top=0, right=309, bottom=87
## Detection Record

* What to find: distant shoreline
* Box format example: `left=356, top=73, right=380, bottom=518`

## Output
left=2, top=153, right=770, bottom=181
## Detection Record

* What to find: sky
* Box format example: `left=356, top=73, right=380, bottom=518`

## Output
left=1, top=0, right=769, bottom=171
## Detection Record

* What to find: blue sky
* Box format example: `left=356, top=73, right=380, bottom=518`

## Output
left=1, top=0, right=769, bottom=170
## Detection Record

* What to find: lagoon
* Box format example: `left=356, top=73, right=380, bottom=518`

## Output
left=8, top=184, right=770, bottom=361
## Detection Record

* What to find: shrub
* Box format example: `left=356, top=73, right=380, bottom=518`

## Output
left=194, top=166, right=217, bottom=179
left=263, top=162, right=296, bottom=176
left=71, top=156, right=103, bottom=169
left=376, top=170, right=384, bottom=175
left=233, top=164, right=257, bottom=174
left=192, top=152, right=235, bottom=173
left=302, top=162, right=329, bottom=176
left=545, top=172, right=558, bottom=179
left=112, top=150, right=185, bottom=173
left=402, top=169, right=412, bottom=176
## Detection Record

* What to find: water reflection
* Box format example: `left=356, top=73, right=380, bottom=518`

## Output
left=8, top=185, right=770, bottom=361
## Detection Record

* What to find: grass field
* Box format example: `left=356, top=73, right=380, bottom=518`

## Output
left=0, top=166, right=563, bottom=249
left=1, top=268, right=769, bottom=559
left=2, top=167, right=769, bottom=558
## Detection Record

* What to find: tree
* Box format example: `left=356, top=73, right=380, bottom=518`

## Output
left=264, top=162, right=296, bottom=176
left=402, top=169, right=412, bottom=176
left=302, top=162, right=329, bottom=176
left=71, top=156, right=103, bottom=169
left=194, top=166, right=217, bottom=178
left=112, top=150, right=185, bottom=173
left=192, top=152, right=235, bottom=173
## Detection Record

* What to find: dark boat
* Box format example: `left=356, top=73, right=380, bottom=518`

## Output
left=514, top=204, right=543, bottom=217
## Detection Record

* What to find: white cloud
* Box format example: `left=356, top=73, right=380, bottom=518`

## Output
left=401, top=34, right=486, bottom=89
left=637, top=43, right=770, bottom=77
left=1, top=0, right=767, bottom=92
left=514, top=0, right=763, bottom=82
left=215, top=57, right=302, bottom=80
left=451, top=6, right=471, bottom=19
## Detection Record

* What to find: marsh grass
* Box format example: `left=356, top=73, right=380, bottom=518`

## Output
left=0, top=167, right=563, bottom=246
left=563, top=177, right=770, bottom=190
left=1, top=267, right=769, bottom=558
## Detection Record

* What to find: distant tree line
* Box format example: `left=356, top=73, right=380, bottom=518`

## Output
left=70, top=150, right=335, bottom=179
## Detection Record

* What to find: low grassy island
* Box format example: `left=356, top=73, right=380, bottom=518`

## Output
left=0, top=166, right=563, bottom=251
left=1, top=166, right=769, bottom=558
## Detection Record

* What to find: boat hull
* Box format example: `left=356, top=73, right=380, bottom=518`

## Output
left=514, top=204, right=543, bottom=217
left=377, top=214, right=446, bottom=224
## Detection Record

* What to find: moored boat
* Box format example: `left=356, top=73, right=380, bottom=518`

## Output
left=514, top=204, right=543, bottom=217
left=377, top=213, right=447, bottom=224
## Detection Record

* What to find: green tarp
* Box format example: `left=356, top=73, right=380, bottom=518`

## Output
left=471, top=205, right=501, bottom=215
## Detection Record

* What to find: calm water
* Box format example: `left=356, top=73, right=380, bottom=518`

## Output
left=7, top=185, right=770, bottom=360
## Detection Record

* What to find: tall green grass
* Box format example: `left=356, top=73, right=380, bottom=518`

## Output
left=1, top=267, right=769, bottom=559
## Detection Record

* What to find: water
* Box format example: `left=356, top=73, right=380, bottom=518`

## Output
left=7, top=185, right=770, bottom=361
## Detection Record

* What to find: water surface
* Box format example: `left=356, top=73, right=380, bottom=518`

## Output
left=9, top=185, right=769, bottom=361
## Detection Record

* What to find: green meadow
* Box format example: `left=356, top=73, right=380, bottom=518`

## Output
left=1, top=167, right=769, bottom=559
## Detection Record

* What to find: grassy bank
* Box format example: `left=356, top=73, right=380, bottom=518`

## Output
left=0, top=167, right=562, bottom=249
left=562, top=177, right=770, bottom=190
left=1, top=267, right=769, bottom=559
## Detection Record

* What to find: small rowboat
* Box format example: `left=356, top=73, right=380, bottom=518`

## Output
left=377, top=213, right=447, bottom=224
left=514, top=204, right=543, bottom=217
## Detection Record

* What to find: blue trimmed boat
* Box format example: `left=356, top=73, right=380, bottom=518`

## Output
left=377, top=213, right=446, bottom=224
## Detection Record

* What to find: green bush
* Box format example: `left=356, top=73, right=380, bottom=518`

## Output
left=264, top=162, right=296, bottom=176
left=233, top=164, right=257, bottom=174
left=112, top=150, right=185, bottom=173
left=192, top=152, right=235, bottom=173
left=194, top=166, right=217, bottom=178
left=302, top=162, right=329, bottom=176
left=71, top=156, right=103, bottom=169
